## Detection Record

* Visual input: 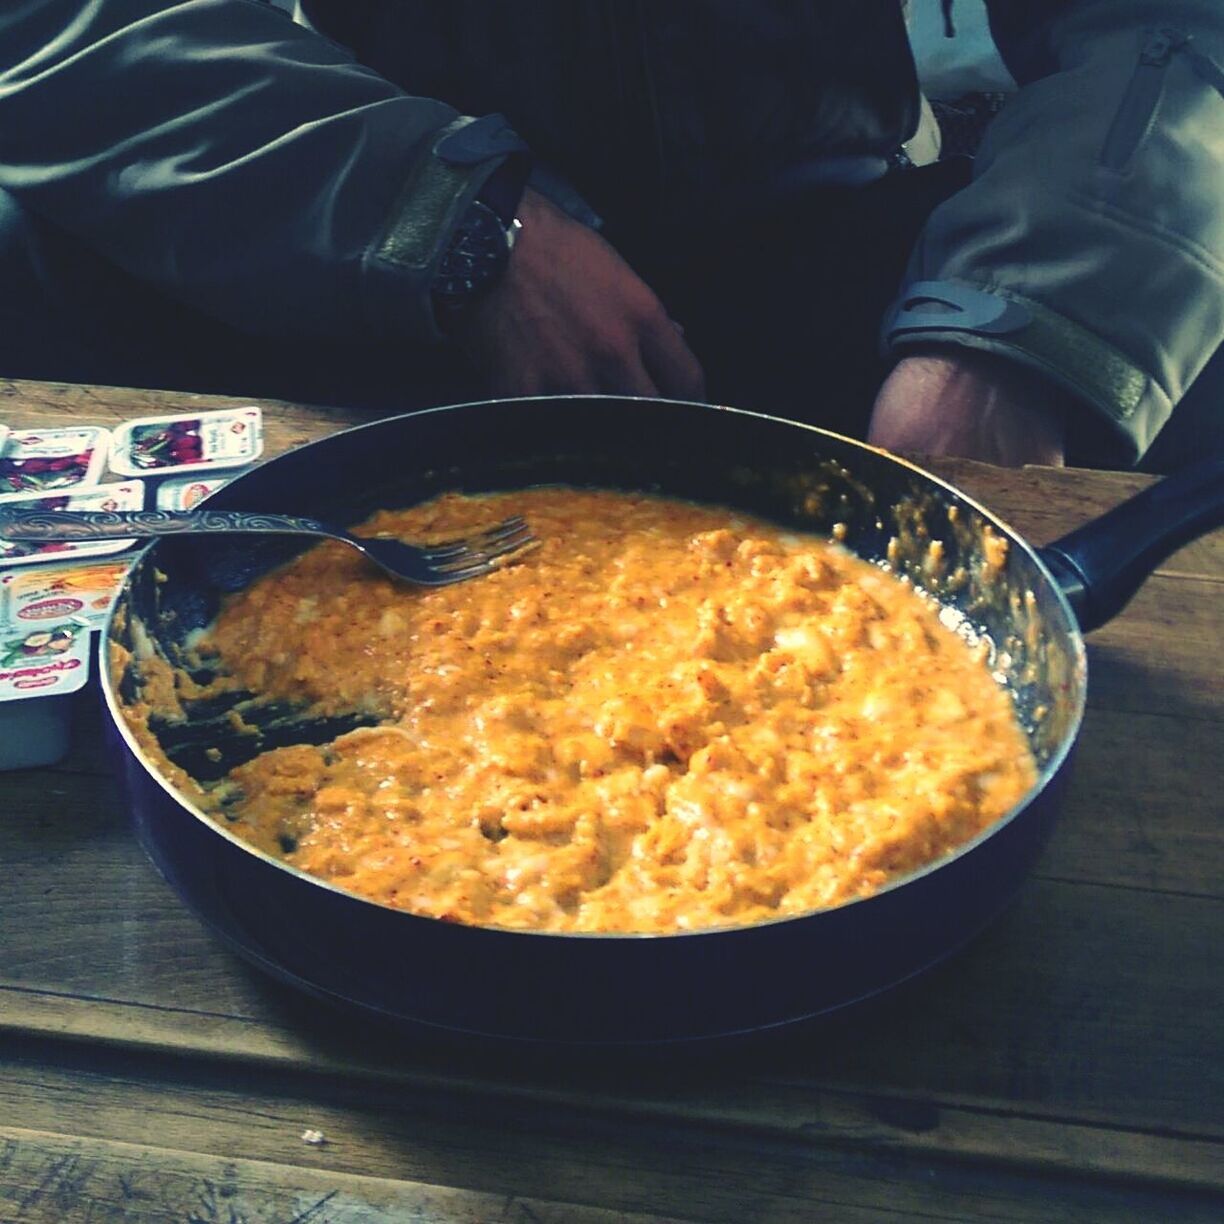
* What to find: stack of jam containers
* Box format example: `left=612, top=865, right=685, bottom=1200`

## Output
left=0, top=408, right=263, bottom=768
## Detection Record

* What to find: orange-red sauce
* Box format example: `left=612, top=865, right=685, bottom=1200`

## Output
left=192, top=488, right=1036, bottom=932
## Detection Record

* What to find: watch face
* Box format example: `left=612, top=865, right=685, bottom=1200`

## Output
left=434, top=202, right=512, bottom=300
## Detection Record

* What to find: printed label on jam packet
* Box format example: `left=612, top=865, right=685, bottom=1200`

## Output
left=0, top=624, right=90, bottom=702
left=0, top=426, right=109, bottom=499
left=1, top=560, right=131, bottom=632
left=110, top=407, right=262, bottom=477
left=0, top=481, right=144, bottom=567
left=155, top=470, right=246, bottom=511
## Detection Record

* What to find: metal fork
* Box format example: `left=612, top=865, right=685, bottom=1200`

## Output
left=0, top=506, right=536, bottom=586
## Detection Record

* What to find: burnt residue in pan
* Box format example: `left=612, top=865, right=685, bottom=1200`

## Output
left=109, top=552, right=381, bottom=783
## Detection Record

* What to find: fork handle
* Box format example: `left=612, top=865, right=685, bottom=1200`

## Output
left=0, top=507, right=330, bottom=543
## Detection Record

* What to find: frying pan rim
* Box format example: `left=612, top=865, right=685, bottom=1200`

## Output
left=100, top=394, right=1089, bottom=942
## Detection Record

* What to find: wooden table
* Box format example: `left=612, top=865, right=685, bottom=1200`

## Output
left=1, top=379, right=1221, bottom=1222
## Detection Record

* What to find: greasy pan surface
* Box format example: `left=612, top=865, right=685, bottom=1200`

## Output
left=104, top=397, right=1085, bottom=1044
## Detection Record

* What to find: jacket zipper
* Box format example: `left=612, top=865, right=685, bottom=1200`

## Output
left=1100, top=28, right=1188, bottom=171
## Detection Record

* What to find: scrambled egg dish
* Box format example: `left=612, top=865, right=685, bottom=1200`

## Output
left=181, top=488, right=1037, bottom=933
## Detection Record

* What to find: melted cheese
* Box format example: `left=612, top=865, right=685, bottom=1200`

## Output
left=193, top=488, right=1036, bottom=933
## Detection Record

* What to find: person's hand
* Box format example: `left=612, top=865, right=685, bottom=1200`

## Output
left=867, top=348, right=1067, bottom=466
left=457, top=188, right=705, bottom=399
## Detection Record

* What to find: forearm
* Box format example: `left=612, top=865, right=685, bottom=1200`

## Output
left=884, top=0, right=1224, bottom=463
left=868, top=347, right=1067, bottom=466
left=0, top=0, right=520, bottom=343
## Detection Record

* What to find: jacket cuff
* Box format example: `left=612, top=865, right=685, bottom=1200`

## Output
left=361, top=113, right=529, bottom=345
left=882, top=280, right=1172, bottom=464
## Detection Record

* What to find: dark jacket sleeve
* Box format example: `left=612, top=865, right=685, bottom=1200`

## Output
left=883, top=0, right=1224, bottom=462
left=0, top=0, right=524, bottom=344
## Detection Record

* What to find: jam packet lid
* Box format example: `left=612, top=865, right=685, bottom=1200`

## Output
left=110, top=407, right=262, bottom=477
left=0, top=618, right=91, bottom=703
left=154, top=469, right=248, bottom=511
left=1, top=559, right=131, bottom=633
left=0, top=480, right=145, bottom=567
left=0, top=425, right=110, bottom=500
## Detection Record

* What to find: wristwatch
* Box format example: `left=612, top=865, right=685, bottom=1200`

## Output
left=431, top=193, right=522, bottom=332
left=429, top=114, right=530, bottom=332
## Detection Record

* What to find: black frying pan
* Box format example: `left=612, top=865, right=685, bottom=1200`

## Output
left=100, top=397, right=1224, bottom=1045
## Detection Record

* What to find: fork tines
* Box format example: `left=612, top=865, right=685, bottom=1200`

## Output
left=420, top=516, right=531, bottom=561
left=431, top=517, right=536, bottom=576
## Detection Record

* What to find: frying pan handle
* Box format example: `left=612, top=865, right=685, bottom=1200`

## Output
left=1037, top=456, right=1224, bottom=632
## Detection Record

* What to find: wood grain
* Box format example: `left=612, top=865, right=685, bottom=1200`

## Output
left=0, top=1127, right=680, bottom=1224
left=1, top=1064, right=1220, bottom=1224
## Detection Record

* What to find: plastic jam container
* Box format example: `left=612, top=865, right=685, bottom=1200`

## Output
left=0, top=622, right=92, bottom=770
left=0, top=425, right=109, bottom=500
left=110, top=407, right=262, bottom=477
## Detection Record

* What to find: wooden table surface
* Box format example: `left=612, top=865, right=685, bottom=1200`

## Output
left=1, top=379, right=1221, bottom=1223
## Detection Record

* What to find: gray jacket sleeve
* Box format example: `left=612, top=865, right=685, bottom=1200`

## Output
left=883, top=0, right=1224, bottom=462
left=0, top=0, right=525, bottom=344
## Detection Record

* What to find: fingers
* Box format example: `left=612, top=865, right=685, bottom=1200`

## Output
left=640, top=315, right=706, bottom=400
left=464, top=191, right=706, bottom=402
left=491, top=334, right=694, bottom=401
left=489, top=358, right=659, bottom=399
left=612, top=355, right=663, bottom=399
